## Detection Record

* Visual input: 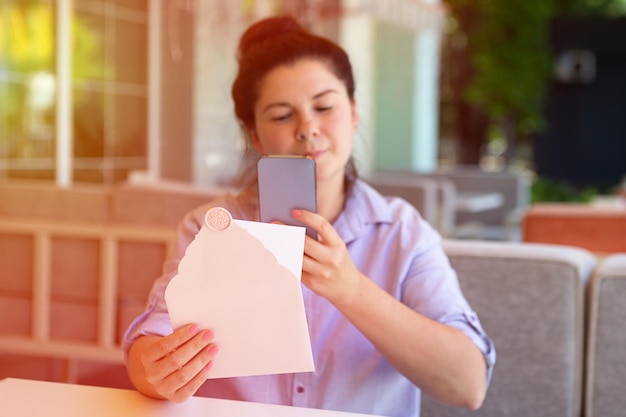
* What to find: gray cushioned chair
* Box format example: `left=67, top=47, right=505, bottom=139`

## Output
left=421, top=240, right=597, bottom=417
left=365, top=174, right=457, bottom=238
left=585, top=253, right=626, bottom=417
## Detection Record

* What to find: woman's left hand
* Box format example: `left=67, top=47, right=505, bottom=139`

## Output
left=292, top=209, right=363, bottom=305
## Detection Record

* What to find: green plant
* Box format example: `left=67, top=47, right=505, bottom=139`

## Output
left=443, top=0, right=626, bottom=162
left=531, top=176, right=598, bottom=203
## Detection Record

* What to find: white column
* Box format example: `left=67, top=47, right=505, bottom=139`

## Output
left=338, top=0, right=375, bottom=177
left=55, top=0, right=73, bottom=186
left=411, top=15, right=441, bottom=172
left=147, top=0, right=162, bottom=181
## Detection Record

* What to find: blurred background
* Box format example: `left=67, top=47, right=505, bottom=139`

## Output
left=1, top=0, right=626, bottom=392
left=2, top=0, right=625, bottom=197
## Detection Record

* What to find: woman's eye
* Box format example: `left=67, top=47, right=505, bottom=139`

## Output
left=271, top=113, right=291, bottom=121
left=316, top=106, right=332, bottom=112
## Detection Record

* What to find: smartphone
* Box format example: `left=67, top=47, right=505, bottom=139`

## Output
left=257, top=155, right=317, bottom=239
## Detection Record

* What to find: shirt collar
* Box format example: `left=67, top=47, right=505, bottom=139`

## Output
left=334, top=179, right=394, bottom=244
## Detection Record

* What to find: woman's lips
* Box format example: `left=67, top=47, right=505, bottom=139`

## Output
left=306, top=150, right=326, bottom=160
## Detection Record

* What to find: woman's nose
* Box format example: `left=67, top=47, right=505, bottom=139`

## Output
left=296, top=118, right=319, bottom=142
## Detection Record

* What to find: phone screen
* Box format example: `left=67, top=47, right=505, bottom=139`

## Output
left=257, top=155, right=317, bottom=239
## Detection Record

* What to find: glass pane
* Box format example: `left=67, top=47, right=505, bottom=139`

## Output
left=73, top=90, right=105, bottom=159
left=72, top=0, right=147, bottom=184
left=114, top=18, right=147, bottom=84
left=72, top=91, right=147, bottom=182
left=74, top=10, right=109, bottom=82
left=112, top=0, right=148, bottom=12
left=0, top=1, right=55, bottom=180
left=114, top=94, right=147, bottom=158
left=74, top=1, right=147, bottom=84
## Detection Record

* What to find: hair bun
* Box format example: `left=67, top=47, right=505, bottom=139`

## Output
left=237, top=15, right=305, bottom=60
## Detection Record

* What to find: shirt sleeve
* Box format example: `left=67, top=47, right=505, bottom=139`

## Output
left=401, top=220, right=496, bottom=385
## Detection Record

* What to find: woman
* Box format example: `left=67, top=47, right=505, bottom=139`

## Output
left=123, top=15, right=495, bottom=417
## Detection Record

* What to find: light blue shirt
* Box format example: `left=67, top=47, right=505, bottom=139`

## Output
left=123, top=179, right=495, bottom=417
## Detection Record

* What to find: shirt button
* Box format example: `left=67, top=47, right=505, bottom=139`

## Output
left=296, top=386, right=305, bottom=394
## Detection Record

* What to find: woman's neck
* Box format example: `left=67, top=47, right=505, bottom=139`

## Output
left=316, top=175, right=347, bottom=224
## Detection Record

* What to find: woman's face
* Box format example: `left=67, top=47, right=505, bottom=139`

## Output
left=250, top=59, right=358, bottom=186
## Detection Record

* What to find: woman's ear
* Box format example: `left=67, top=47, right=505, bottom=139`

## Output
left=351, top=100, right=360, bottom=133
left=249, top=128, right=264, bottom=154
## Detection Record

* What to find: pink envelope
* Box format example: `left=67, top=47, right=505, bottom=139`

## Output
left=165, top=207, right=315, bottom=379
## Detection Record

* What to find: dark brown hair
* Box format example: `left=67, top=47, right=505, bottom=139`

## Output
left=232, top=15, right=355, bottom=130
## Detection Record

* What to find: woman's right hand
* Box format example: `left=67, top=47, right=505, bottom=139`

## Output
left=128, top=323, right=219, bottom=402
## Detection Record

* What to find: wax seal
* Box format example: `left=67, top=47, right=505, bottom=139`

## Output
left=204, top=207, right=232, bottom=231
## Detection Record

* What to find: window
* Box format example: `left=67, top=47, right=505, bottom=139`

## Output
left=0, top=0, right=148, bottom=184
